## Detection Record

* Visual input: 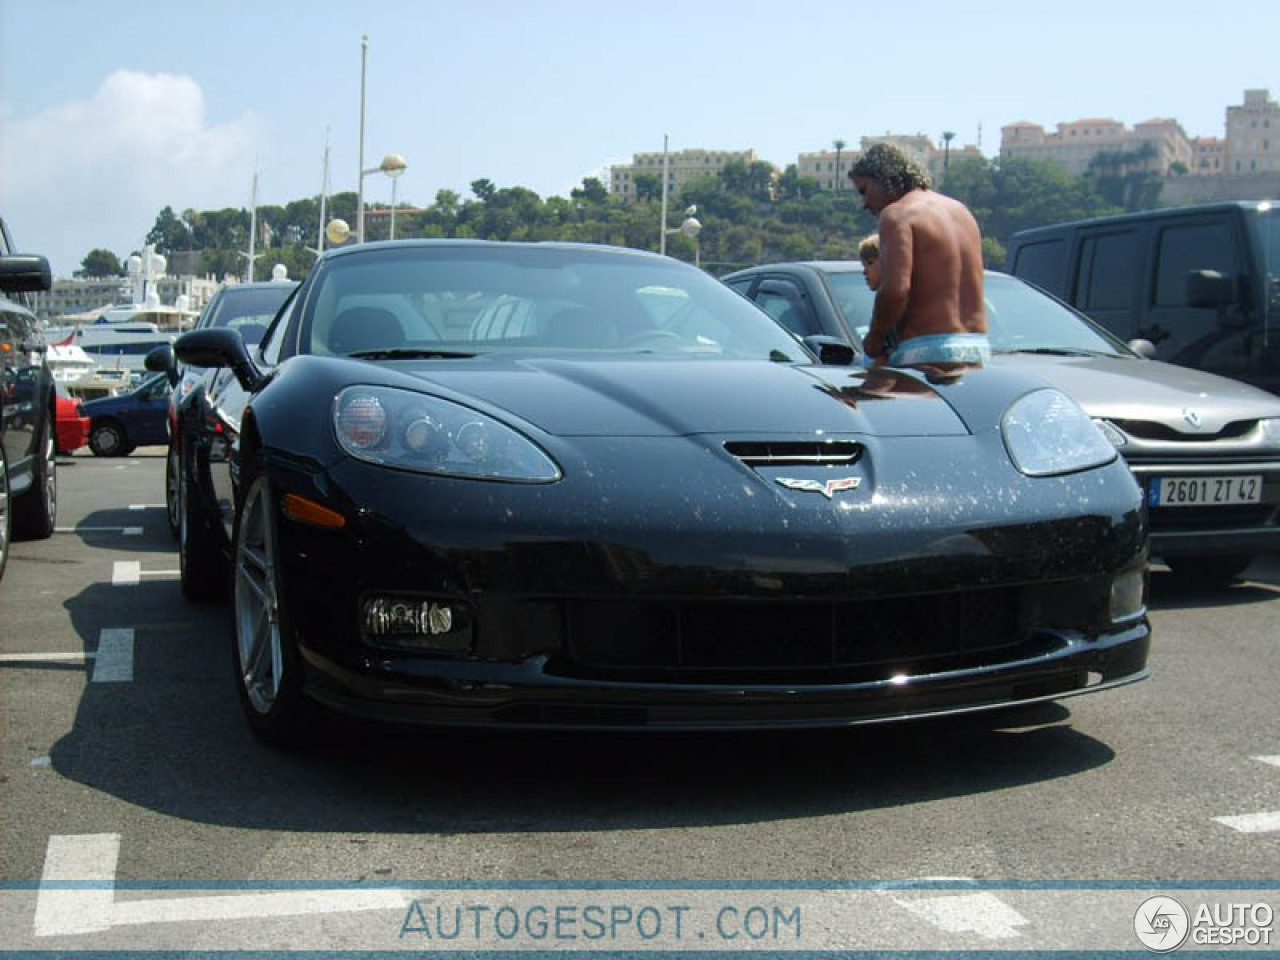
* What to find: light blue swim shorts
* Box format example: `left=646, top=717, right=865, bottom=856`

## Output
left=886, top=332, right=991, bottom=366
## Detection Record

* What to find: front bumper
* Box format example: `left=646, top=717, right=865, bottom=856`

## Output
left=262, top=436, right=1150, bottom=731
left=299, top=620, right=1150, bottom=731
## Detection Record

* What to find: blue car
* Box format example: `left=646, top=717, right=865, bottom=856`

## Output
left=82, top=372, right=172, bottom=456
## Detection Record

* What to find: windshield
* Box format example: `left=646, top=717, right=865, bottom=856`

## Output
left=205, top=284, right=296, bottom=345
left=828, top=269, right=1129, bottom=356
left=298, top=245, right=807, bottom=362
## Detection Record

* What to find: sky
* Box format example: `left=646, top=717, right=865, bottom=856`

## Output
left=0, top=0, right=1275, bottom=278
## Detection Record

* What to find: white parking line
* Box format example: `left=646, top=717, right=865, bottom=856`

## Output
left=34, top=834, right=409, bottom=938
left=1212, top=756, right=1280, bottom=834
left=0, top=652, right=94, bottom=663
left=35, top=834, right=117, bottom=936
left=91, top=629, right=134, bottom=683
left=112, top=560, right=179, bottom=584
left=56, top=526, right=143, bottom=536
left=890, top=892, right=1029, bottom=940
left=111, top=561, right=140, bottom=586
left=1214, top=811, right=1280, bottom=834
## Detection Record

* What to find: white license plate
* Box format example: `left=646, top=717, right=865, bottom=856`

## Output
left=1151, top=475, right=1263, bottom=507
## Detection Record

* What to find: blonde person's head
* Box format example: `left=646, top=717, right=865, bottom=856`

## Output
left=858, top=234, right=880, bottom=265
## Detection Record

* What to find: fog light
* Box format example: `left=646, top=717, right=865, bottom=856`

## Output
left=362, top=595, right=472, bottom=651
left=1109, top=568, right=1146, bottom=622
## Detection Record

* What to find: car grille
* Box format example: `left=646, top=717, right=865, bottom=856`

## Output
left=565, top=586, right=1028, bottom=683
left=1114, top=419, right=1258, bottom=442
left=724, top=440, right=862, bottom=466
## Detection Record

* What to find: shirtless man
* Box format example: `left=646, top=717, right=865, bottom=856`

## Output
left=849, top=142, right=988, bottom=368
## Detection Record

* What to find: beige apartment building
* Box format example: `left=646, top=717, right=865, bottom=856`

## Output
left=1000, top=116, right=1192, bottom=177
left=1225, top=88, right=1280, bottom=175
left=1000, top=89, right=1279, bottom=180
left=1193, top=137, right=1225, bottom=175
left=799, top=134, right=981, bottom=190
left=32, top=274, right=220, bottom=325
left=610, top=149, right=758, bottom=202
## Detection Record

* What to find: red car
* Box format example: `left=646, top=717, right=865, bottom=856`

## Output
left=54, top=386, right=90, bottom=454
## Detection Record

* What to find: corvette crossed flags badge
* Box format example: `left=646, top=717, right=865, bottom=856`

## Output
left=774, top=476, right=862, bottom=499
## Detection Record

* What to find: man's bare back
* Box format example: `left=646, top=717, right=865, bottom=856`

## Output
left=850, top=143, right=987, bottom=366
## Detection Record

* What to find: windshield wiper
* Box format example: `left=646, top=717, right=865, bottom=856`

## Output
left=348, top=348, right=477, bottom=360
left=995, top=347, right=1112, bottom=358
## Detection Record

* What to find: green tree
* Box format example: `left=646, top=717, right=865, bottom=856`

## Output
left=571, top=177, right=608, bottom=205
left=634, top=172, right=662, bottom=203
left=76, top=248, right=123, bottom=278
left=470, top=178, right=496, bottom=203
left=145, top=206, right=191, bottom=254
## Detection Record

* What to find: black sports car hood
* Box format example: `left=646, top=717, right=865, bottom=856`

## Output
left=371, top=356, right=981, bottom=438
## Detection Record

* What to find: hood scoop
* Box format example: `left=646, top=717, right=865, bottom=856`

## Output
left=725, top=440, right=863, bottom=467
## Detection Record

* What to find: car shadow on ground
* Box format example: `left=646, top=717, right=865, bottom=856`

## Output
left=47, top=582, right=1112, bottom=836
left=1147, top=558, right=1280, bottom=611
left=63, top=506, right=177, bottom=554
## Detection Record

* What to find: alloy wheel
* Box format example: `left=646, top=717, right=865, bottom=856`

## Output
left=234, top=478, right=283, bottom=714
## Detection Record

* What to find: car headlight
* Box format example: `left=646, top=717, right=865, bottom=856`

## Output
left=1002, top=389, right=1118, bottom=477
left=1260, top=418, right=1280, bottom=447
left=1091, top=418, right=1127, bottom=449
left=333, top=386, right=561, bottom=482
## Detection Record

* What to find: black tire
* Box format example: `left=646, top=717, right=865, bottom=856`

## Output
left=0, top=446, right=11, bottom=584
left=231, top=453, right=313, bottom=747
left=12, top=417, right=56, bottom=541
left=88, top=420, right=130, bottom=458
left=165, top=440, right=180, bottom=538
left=1165, top=554, right=1254, bottom=586
left=178, top=447, right=226, bottom=602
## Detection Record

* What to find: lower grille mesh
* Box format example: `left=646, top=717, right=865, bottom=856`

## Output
left=568, top=587, right=1024, bottom=680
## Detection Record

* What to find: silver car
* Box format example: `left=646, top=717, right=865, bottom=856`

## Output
left=722, top=261, right=1280, bottom=585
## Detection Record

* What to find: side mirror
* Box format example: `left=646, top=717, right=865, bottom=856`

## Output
left=802, top=334, right=855, bottom=366
left=0, top=254, right=52, bottom=293
left=1186, top=270, right=1234, bottom=309
left=1127, top=338, right=1158, bottom=359
left=145, top=344, right=178, bottom=386
left=175, top=327, right=266, bottom=392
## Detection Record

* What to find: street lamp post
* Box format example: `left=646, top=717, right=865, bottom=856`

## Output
left=357, top=152, right=407, bottom=241
left=664, top=204, right=702, bottom=267
left=384, top=154, right=407, bottom=239
left=833, top=138, right=846, bottom=193
left=659, top=134, right=671, bottom=255
left=941, top=130, right=956, bottom=184
left=356, top=35, right=369, bottom=243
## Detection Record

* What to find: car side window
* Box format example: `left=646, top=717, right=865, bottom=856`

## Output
left=752, top=281, right=817, bottom=338
left=1012, top=238, right=1067, bottom=296
left=1153, top=220, right=1238, bottom=307
left=260, top=287, right=301, bottom=366
left=1075, top=230, right=1141, bottom=311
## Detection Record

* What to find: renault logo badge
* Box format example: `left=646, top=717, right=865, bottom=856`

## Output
left=775, top=476, right=862, bottom=499
left=1182, top=408, right=1203, bottom=429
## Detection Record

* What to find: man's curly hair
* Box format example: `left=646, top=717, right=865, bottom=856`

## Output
left=851, top=142, right=932, bottom=195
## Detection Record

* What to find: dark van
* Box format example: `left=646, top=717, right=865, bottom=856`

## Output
left=1006, top=202, right=1280, bottom=394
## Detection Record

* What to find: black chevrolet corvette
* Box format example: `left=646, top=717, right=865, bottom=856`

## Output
left=159, top=240, right=1150, bottom=746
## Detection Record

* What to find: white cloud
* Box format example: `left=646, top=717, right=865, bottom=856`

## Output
left=0, top=70, right=261, bottom=277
